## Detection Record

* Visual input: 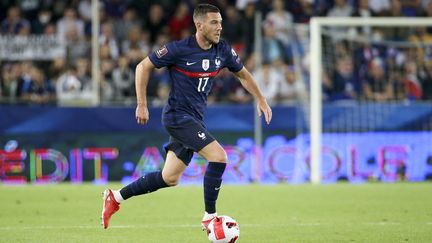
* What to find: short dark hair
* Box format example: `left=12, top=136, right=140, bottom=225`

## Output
left=193, top=4, right=220, bottom=22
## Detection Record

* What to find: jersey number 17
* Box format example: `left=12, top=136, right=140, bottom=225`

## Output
left=197, top=77, right=209, bottom=92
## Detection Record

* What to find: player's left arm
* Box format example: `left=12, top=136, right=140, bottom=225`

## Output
left=234, top=67, right=272, bottom=124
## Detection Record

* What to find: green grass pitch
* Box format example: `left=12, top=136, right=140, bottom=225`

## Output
left=0, top=183, right=431, bottom=242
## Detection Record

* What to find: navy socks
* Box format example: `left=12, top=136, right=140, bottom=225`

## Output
left=203, top=162, right=227, bottom=214
left=119, top=162, right=226, bottom=213
left=120, top=171, right=168, bottom=200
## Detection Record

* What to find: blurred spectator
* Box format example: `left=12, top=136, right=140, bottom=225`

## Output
left=152, top=82, right=170, bottom=107
left=1, top=6, right=31, bottom=35
left=47, top=57, right=67, bottom=82
left=112, top=56, right=135, bottom=99
left=315, top=0, right=332, bottom=16
left=422, top=2, right=432, bottom=33
left=380, top=0, right=410, bottom=41
left=327, top=0, right=353, bottom=17
left=0, top=64, right=19, bottom=103
left=277, top=65, right=307, bottom=104
left=323, top=57, right=358, bottom=101
left=57, top=7, right=85, bottom=40
left=56, top=66, right=87, bottom=103
left=114, top=8, right=142, bottom=44
left=18, top=0, right=42, bottom=20
left=103, top=0, right=131, bottom=19
left=236, top=0, right=258, bottom=11
left=43, top=22, right=57, bottom=35
left=418, top=64, right=432, bottom=100
left=383, top=0, right=403, bottom=16
left=327, top=0, right=353, bottom=39
left=222, top=63, right=253, bottom=104
left=21, top=66, right=56, bottom=104
left=403, top=61, right=422, bottom=100
left=353, top=0, right=376, bottom=17
left=253, top=62, right=284, bottom=104
left=144, top=4, right=167, bottom=44
left=15, top=61, right=34, bottom=100
left=66, top=26, right=90, bottom=64
left=149, top=66, right=169, bottom=92
left=121, top=26, right=150, bottom=56
left=152, top=33, right=171, bottom=53
left=240, top=2, right=256, bottom=57
left=76, top=57, right=92, bottom=92
left=222, top=5, right=244, bottom=50
left=78, top=0, right=93, bottom=21
left=408, top=27, right=432, bottom=66
left=262, top=22, right=289, bottom=65
left=287, top=0, right=313, bottom=23
left=168, top=2, right=193, bottom=40
left=51, top=1, right=69, bottom=20
left=32, top=8, right=53, bottom=34
left=399, top=0, right=422, bottom=16
left=150, top=68, right=171, bottom=106
left=368, top=0, right=390, bottom=16
left=99, top=21, right=120, bottom=60
left=351, top=0, right=376, bottom=37
left=363, top=58, right=394, bottom=101
left=100, top=59, right=115, bottom=101
left=265, top=0, right=294, bottom=46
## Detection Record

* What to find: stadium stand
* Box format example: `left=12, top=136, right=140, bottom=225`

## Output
left=1, top=0, right=431, bottom=106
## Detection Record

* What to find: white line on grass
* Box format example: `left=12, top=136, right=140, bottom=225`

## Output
left=363, top=222, right=401, bottom=226
left=2, top=221, right=427, bottom=231
left=0, top=224, right=298, bottom=230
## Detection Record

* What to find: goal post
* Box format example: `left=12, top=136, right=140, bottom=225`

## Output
left=309, top=17, right=432, bottom=184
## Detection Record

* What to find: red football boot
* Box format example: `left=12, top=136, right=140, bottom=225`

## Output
left=101, top=189, right=120, bottom=229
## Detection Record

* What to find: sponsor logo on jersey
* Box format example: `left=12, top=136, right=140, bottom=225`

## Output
left=202, top=59, right=210, bottom=71
left=155, top=45, right=168, bottom=58
left=186, top=61, right=197, bottom=66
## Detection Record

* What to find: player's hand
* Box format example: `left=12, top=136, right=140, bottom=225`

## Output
left=257, top=98, right=272, bottom=125
left=135, top=105, right=149, bottom=125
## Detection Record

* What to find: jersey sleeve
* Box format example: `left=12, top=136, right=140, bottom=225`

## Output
left=148, top=42, right=177, bottom=68
left=223, top=42, right=244, bottom=73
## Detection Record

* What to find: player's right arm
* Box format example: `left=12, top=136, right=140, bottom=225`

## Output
left=135, top=57, right=155, bottom=125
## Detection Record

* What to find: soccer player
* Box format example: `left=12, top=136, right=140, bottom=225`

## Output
left=101, top=3, right=272, bottom=230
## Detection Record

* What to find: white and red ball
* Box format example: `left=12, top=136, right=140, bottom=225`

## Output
left=207, top=216, right=240, bottom=243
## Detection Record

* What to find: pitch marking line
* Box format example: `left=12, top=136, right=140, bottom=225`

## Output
left=1, top=222, right=430, bottom=230
left=0, top=224, right=303, bottom=230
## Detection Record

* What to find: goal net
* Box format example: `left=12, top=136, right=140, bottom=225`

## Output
left=309, top=17, right=432, bottom=183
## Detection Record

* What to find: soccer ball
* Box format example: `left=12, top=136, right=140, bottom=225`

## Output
left=207, top=215, right=240, bottom=243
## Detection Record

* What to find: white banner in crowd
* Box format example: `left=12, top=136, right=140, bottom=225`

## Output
left=0, top=35, right=65, bottom=60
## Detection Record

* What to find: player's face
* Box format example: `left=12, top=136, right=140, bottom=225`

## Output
left=202, top=12, right=222, bottom=44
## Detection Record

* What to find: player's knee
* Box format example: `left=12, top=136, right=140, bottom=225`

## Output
left=208, top=151, right=227, bottom=163
left=163, top=175, right=180, bottom=186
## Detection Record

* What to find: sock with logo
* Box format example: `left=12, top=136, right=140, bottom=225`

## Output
left=203, top=162, right=226, bottom=214
left=113, top=190, right=124, bottom=203
left=119, top=171, right=168, bottom=200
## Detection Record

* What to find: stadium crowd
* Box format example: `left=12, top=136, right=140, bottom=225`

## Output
left=0, top=0, right=432, bottom=106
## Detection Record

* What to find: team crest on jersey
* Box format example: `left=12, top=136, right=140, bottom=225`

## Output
left=202, top=59, right=210, bottom=71
left=155, top=45, right=168, bottom=58
left=215, top=57, right=221, bottom=69
left=231, top=48, right=238, bottom=57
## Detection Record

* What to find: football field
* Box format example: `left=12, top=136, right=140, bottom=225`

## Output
left=0, top=183, right=431, bottom=242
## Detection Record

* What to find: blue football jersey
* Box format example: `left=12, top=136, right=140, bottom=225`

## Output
left=148, top=35, right=243, bottom=125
